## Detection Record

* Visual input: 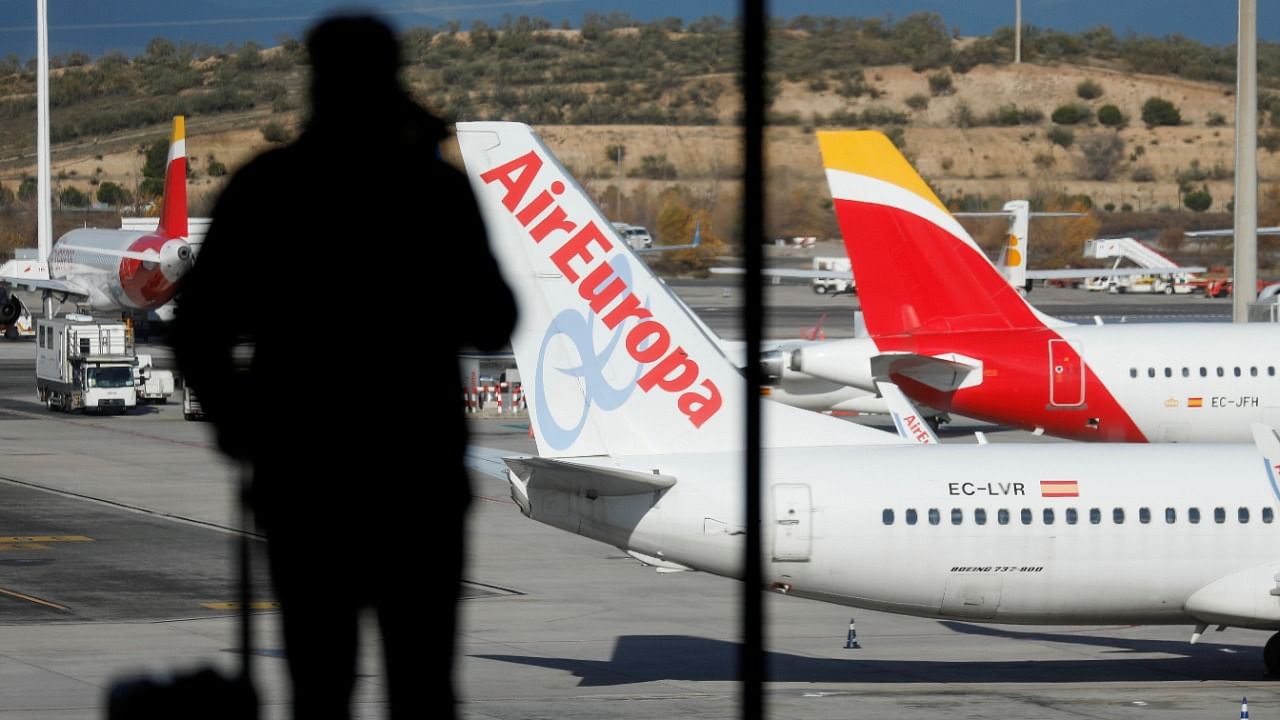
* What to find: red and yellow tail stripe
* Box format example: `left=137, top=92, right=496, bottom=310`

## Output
left=157, top=116, right=187, bottom=239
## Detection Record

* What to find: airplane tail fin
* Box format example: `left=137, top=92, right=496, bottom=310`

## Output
left=156, top=116, right=188, bottom=239
left=818, top=132, right=1054, bottom=337
left=457, top=122, right=902, bottom=458
left=997, top=200, right=1029, bottom=291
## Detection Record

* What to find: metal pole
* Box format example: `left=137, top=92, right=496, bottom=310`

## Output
left=741, top=1, right=765, bottom=719
left=1233, top=0, right=1257, bottom=322
left=36, top=0, right=54, bottom=319
left=1014, top=0, right=1022, bottom=64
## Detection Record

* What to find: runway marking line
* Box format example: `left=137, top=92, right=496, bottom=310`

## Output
left=201, top=601, right=281, bottom=610
left=0, top=586, right=69, bottom=611
left=0, top=535, right=93, bottom=543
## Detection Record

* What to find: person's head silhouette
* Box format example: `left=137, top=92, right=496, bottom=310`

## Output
left=305, top=15, right=403, bottom=125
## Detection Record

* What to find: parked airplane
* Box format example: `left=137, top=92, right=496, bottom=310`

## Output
left=0, top=116, right=195, bottom=314
left=787, top=131, right=1280, bottom=443
left=458, top=121, right=1280, bottom=674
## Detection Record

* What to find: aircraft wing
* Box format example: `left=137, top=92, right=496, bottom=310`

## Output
left=464, top=445, right=515, bottom=480
left=1186, top=226, right=1280, bottom=238
left=1027, top=266, right=1206, bottom=280
left=0, top=275, right=91, bottom=299
left=504, top=456, right=677, bottom=497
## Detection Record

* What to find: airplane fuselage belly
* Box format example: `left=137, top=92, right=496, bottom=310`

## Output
left=534, top=445, right=1280, bottom=628
left=878, top=324, right=1280, bottom=443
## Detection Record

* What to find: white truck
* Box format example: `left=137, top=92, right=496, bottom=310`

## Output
left=611, top=222, right=653, bottom=250
left=134, top=354, right=175, bottom=403
left=36, top=315, right=137, bottom=414
left=811, top=256, right=855, bottom=295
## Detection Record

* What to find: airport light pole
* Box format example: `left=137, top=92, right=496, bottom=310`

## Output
left=1014, top=0, right=1022, bottom=64
left=37, top=0, right=53, bottom=319
left=1232, top=0, right=1258, bottom=322
left=742, top=1, right=765, bottom=719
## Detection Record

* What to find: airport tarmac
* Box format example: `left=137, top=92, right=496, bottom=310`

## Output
left=0, top=285, right=1275, bottom=719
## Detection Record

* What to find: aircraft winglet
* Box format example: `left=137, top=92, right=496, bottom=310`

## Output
left=877, top=381, right=939, bottom=444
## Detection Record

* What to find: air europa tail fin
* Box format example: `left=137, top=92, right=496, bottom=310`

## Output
left=156, top=116, right=188, bottom=239
left=457, top=122, right=902, bottom=458
left=817, top=131, right=1062, bottom=337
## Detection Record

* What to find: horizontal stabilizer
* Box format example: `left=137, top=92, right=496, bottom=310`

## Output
left=877, top=381, right=939, bottom=444
left=504, top=456, right=677, bottom=497
left=871, top=352, right=982, bottom=393
left=464, top=445, right=518, bottom=480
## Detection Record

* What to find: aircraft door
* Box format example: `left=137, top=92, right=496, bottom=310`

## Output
left=772, top=484, right=811, bottom=562
left=1048, top=339, right=1085, bottom=407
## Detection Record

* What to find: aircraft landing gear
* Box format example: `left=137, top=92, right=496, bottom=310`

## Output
left=1265, top=632, right=1280, bottom=676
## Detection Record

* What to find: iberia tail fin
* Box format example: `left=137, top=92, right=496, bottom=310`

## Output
left=818, top=131, right=1063, bottom=337
left=457, top=122, right=904, bottom=458
left=156, top=116, right=188, bottom=239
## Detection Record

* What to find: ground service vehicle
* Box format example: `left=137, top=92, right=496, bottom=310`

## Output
left=36, top=315, right=137, bottom=413
left=811, top=256, right=854, bottom=295
left=134, top=353, right=174, bottom=403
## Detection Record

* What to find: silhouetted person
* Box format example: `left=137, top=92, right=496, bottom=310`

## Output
left=171, top=15, right=515, bottom=719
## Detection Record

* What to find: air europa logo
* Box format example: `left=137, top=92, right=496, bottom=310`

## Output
left=480, top=150, right=723, bottom=431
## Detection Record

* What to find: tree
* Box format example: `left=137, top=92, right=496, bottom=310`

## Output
left=96, top=181, right=132, bottom=207
left=1097, top=104, right=1125, bottom=127
left=1141, top=97, right=1181, bottom=127
left=1183, top=185, right=1212, bottom=212
left=17, top=177, right=36, bottom=202
left=59, top=186, right=88, bottom=208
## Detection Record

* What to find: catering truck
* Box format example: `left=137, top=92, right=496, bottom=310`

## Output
left=35, top=315, right=137, bottom=413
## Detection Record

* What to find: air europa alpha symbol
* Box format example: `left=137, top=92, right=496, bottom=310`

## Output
left=480, top=149, right=723, bottom=437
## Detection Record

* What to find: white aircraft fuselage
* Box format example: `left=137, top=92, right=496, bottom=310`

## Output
left=49, top=228, right=192, bottom=311
left=515, top=443, right=1280, bottom=628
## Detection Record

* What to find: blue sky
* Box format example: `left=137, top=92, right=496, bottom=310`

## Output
left=0, top=1, right=1272, bottom=60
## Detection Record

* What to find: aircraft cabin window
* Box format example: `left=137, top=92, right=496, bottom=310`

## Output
left=882, top=509, right=894, bottom=525
left=1200, top=367, right=1208, bottom=377
left=998, top=509, right=1010, bottom=525
left=1065, top=508, right=1078, bottom=524
left=1164, top=367, right=1172, bottom=378
left=1214, top=507, right=1226, bottom=524
left=1129, top=368, right=1137, bottom=378
left=1089, top=508, right=1101, bottom=524
left=951, top=508, right=963, bottom=525
left=1234, top=367, right=1242, bottom=377
left=1113, top=508, right=1125, bottom=524
left=1189, top=508, right=1201, bottom=524
left=1147, top=367, right=1156, bottom=378
left=1217, top=367, right=1225, bottom=377
left=1239, top=507, right=1250, bottom=523
left=1166, top=507, right=1176, bottom=523
left=906, top=509, right=918, bottom=525
left=1021, top=508, right=1032, bottom=525
left=1270, top=367, right=1276, bottom=377
left=1181, top=367, right=1190, bottom=377
left=1043, top=508, right=1055, bottom=525
left=974, top=508, right=987, bottom=525
left=1251, top=367, right=1259, bottom=377
left=929, top=508, right=940, bottom=526
left=1139, top=507, right=1151, bottom=524
left=1264, top=508, right=1275, bottom=523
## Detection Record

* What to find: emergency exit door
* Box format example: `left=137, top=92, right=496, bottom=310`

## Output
left=772, top=484, right=811, bottom=562
left=1048, top=339, right=1085, bottom=407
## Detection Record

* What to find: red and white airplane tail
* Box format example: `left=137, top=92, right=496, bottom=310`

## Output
left=155, top=116, right=188, bottom=240
left=817, top=131, right=1067, bottom=338
left=456, top=122, right=904, bottom=459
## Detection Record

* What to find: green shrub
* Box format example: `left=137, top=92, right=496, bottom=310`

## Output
left=1183, top=186, right=1212, bottom=212
left=1051, top=103, right=1093, bottom=125
left=927, top=72, right=953, bottom=96
left=905, top=93, right=929, bottom=110
left=1076, top=79, right=1104, bottom=100
left=1097, top=104, right=1124, bottom=127
left=1047, top=126, right=1074, bottom=148
left=1141, top=97, right=1181, bottom=127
